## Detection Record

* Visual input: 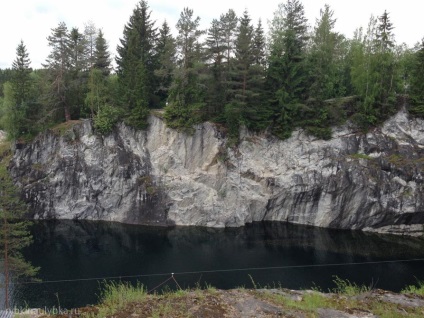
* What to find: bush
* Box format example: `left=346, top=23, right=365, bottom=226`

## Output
left=409, top=104, right=424, bottom=118
left=94, top=104, right=123, bottom=135
left=164, top=102, right=204, bottom=132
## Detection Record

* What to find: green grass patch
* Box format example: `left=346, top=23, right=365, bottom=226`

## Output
left=332, top=276, right=371, bottom=296
left=350, top=153, right=373, bottom=160
left=50, top=120, right=81, bottom=136
left=92, top=280, right=148, bottom=317
left=402, top=280, right=424, bottom=296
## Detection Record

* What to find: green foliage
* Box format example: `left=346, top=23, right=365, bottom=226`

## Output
left=1, top=1, right=423, bottom=145
left=154, top=21, right=176, bottom=108
left=401, top=280, right=424, bottom=296
left=308, top=5, right=344, bottom=100
left=116, top=0, right=158, bottom=112
left=0, top=157, right=39, bottom=308
left=332, top=276, right=370, bottom=296
left=164, top=101, right=204, bottom=132
left=99, top=281, right=147, bottom=309
left=267, top=0, right=309, bottom=138
left=409, top=39, right=424, bottom=117
left=0, top=41, right=38, bottom=140
left=94, top=29, right=111, bottom=77
left=409, top=104, right=424, bottom=118
left=84, top=68, right=107, bottom=118
left=165, top=8, right=206, bottom=131
left=350, top=153, right=373, bottom=160
left=94, top=104, right=123, bottom=135
left=124, top=100, right=150, bottom=130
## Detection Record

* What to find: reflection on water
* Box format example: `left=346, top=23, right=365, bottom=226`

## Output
left=9, top=220, right=424, bottom=309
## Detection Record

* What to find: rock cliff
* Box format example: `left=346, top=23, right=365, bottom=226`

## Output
left=8, top=110, right=424, bottom=235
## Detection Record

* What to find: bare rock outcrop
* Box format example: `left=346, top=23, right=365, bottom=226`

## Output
left=9, top=110, right=424, bottom=234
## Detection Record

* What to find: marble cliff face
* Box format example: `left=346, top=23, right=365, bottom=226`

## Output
left=9, top=110, right=424, bottom=235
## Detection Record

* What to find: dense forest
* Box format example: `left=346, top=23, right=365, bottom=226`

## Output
left=0, top=0, right=423, bottom=144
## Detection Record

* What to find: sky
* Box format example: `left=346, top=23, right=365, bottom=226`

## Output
left=1, top=0, right=423, bottom=69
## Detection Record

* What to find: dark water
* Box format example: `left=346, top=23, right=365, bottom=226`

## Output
left=10, top=220, right=424, bottom=309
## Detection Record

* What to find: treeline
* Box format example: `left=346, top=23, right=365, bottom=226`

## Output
left=1, top=0, right=423, bottom=143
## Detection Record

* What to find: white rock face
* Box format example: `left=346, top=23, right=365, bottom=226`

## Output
left=9, top=110, right=424, bottom=234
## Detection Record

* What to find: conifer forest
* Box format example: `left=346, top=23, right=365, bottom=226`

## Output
left=1, top=0, right=423, bottom=143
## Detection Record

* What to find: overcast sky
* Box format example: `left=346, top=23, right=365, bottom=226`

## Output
left=1, top=0, right=422, bottom=69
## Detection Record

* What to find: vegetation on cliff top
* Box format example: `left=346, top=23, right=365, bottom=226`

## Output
left=0, top=0, right=423, bottom=143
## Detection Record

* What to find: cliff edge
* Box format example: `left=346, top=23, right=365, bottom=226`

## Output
left=9, top=109, right=424, bottom=235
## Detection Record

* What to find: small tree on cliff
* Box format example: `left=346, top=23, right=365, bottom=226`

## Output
left=0, top=163, right=38, bottom=309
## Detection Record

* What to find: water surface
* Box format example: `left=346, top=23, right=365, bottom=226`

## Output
left=11, top=220, right=424, bottom=309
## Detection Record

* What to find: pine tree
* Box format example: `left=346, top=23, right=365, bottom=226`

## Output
left=205, top=18, right=226, bottom=117
left=165, top=8, right=205, bottom=129
left=219, top=9, right=238, bottom=75
left=0, top=163, right=38, bottom=309
left=44, top=22, right=72, bottom=122
left=68, top=27, right=88, bottom=119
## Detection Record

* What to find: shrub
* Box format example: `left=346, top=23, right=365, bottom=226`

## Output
left=94, top=104, right=123, bottom=135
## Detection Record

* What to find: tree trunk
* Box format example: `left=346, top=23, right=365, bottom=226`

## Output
left=4, top=217, right=9, bottom=309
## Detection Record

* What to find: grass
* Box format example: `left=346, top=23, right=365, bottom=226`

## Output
left=50, top=279, right=424, bottom=318
left=82, top=281, right=148, bottom=317
left=0, top=140, right=12, bottom=169
left=402, top=280, right=424, bottom=296
left=100, top=281, right=147, bottom=308
left=332, top=276, right=371, bottom=296
left=350, top=153, right=373, bottom=160
left=50, top=120, right=81, bottom=136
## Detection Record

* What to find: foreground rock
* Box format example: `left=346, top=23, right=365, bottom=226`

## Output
left=41, top=288, right=424, bottom=318
left=9, top=110, right=424, bottom=234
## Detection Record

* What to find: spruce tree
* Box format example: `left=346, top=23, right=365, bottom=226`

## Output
left=248, top=19, right=268, bottom=131
left=154, top=21, right=176, bottom=108
left=227, top=10, right=254, bottom=112
left=7, top=40, right=33, bottom=138
left=252, top=19, right=266, bottom=67
left=308, top=5, right=341, bottom=100
left=373, top=10, right=397, bottom=116
left=11, top=41, right=32, bottom=107
left=409, top=38, right=424, bottom=117
left=219, top=9, right=238, bottom=76
left=267, top=0, right=309, bottom=139
left=94, top=29, right=111, bottom=77
left=116, top=0, right=158, bottom=127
